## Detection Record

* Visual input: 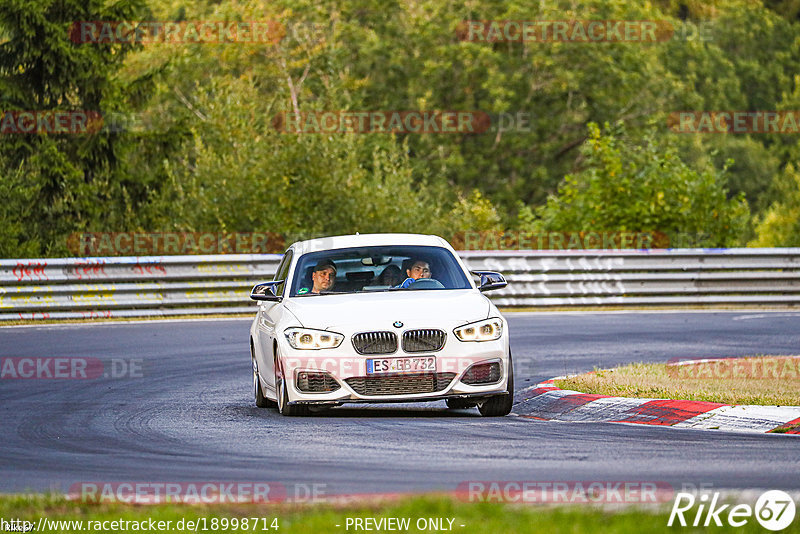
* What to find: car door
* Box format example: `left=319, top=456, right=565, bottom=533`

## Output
left=255, top=249, right=293, bottom=397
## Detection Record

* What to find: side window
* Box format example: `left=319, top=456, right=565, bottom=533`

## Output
left=273, top=249, right=293, bottom=296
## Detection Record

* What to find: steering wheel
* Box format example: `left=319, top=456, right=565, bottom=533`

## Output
left=408, top=278, right=445, bottom=290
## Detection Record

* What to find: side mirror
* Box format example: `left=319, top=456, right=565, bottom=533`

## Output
left=471, top=271, right=507, bottom=292
left=250, top=281, right=284, bottom=301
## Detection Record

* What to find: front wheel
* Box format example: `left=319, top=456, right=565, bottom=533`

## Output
left=478, top=352, right=514, bottom=417
left=275, top=354, right=309, bottom=416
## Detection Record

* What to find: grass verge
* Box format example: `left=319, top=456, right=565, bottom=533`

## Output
left=554, top=356, right=800, bottom=406
left=1, top=494, right=792, bottom=534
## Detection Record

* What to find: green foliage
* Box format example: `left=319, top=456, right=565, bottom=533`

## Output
left=269, top=0, right=800, bottom=232
left=2, top=0, right=799, bottom=257
left=115, top=0, right=507, bottom=245
left=309, top=0, right=694, bottom=217
left=0, top=0, right=149, bottom=256
left=532, top=123, right=750, bottom=247
left=750, top=164, right=800, bottom=246
left=0, top=155, right=40, bottom=257
left=445, top=190, right=502, bottom=236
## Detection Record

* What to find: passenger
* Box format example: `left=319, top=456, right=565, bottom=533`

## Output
left=396, top=259, right=431, bottom=289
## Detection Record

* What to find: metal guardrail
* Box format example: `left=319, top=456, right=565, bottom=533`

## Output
left=459, top=248, right=800, bottom=307
left=0, top=255, right=280, bottom=320
left=1, top=248, right=798, bottom=320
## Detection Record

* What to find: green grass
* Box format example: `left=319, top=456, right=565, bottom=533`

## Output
left=772, top=422, right=800, bottom=434
left=555, top=356, right=800, bottom=406
left=2, top=494, right=796, bottom=534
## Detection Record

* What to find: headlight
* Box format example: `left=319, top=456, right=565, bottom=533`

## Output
left=454, top=318, right=503, bottom=342
left=284, top=328, right=344, bottom=350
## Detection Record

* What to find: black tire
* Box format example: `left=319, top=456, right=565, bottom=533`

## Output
left=275, top=354, right=309, bottom=416
left=252, top=344, right=275, bottom=408
left=446, top=398, right=476, bottom=409
left=478, top=352, right=514, bottom=417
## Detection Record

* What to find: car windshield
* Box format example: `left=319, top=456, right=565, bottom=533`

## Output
left=289, top=245, right=472, bottom=296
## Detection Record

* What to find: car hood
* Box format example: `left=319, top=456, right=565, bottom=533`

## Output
left=284, top=290, right=492, bottom=331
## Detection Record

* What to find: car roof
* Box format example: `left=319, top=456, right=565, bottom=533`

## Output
left=289, top=233, right=452, bottom=256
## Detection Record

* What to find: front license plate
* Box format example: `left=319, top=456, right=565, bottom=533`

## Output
left=366, top=356, right=435, bottom=374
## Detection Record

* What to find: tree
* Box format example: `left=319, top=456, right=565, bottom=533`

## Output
left=295, top=0, right=711, bottom=223
left=0, top=0, right=150, bottom=256
left=750, top=163, right=800, bottom=247
left=134, top=0, right=498, bottom=243
left=529, top=122, right=749, bottom=247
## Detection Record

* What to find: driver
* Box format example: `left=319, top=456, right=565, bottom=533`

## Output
left=396, top=259, right=431, bottom=289
left=299, top=259, right=337, bottom=294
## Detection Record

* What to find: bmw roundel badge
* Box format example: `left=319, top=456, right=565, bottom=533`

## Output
left=393, top=321, right=403, bottom=328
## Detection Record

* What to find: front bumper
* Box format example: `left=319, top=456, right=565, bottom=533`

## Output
left=289, top=391, right=510, bottom=406
left=278, top=338, right=509, bottom=405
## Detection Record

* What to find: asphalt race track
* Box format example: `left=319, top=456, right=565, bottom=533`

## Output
left=1, top=311, right=799, bottom=497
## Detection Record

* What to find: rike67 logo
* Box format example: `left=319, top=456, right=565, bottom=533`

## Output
left=668, top=490, right=796, bottom=531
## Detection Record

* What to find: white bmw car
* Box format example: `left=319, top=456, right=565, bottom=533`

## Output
left=248, top=233, right=513, bottom=416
